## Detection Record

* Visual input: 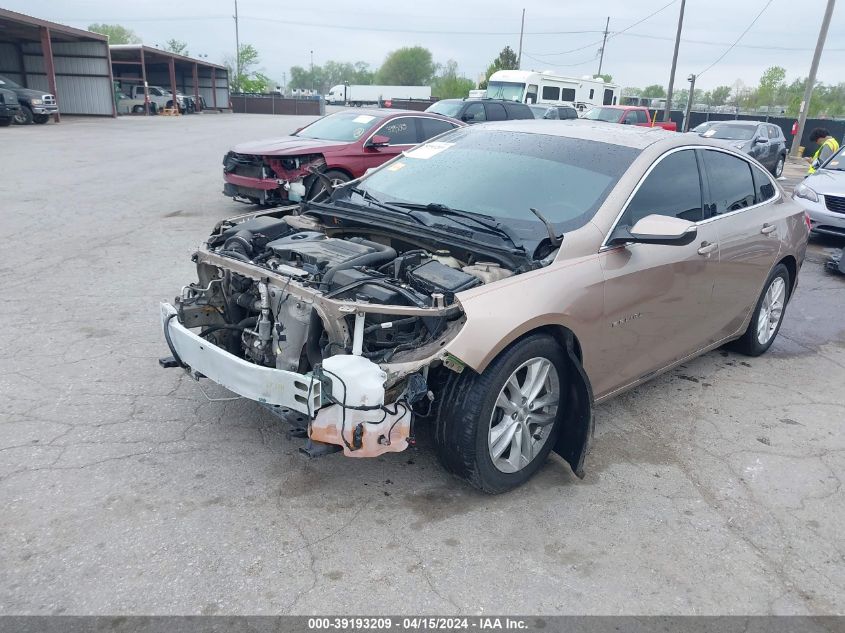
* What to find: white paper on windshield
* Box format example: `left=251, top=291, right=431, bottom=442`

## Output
left=702, top=129, right=716, bottom=137
left=404, top=142, right=454, bottom=160
left=353, top=115, right=375, bottom=123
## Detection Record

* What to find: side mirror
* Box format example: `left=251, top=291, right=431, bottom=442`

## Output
left=755, top=137, right=768, bottom=144
left=460, top=115, right=469, bottom=122
left=366, top=134, right=390, bottom=148
left=607, top=214, right=697, bottom=247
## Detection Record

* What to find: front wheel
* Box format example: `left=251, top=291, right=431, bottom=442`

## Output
left=772, top=155, right=785, bottom=178
left=729, top=263, right=790, bottom=356
left=13, top=105, right=33, bottom=125
left=434, top=334, right=567, bottom=493
left=33, top=114, right=50, bottom=124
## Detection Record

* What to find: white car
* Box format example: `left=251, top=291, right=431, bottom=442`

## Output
left=793, top=145, right=845, bottom=237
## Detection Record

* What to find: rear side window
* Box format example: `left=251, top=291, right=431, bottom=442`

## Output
left=751, top=163, right=777, bottom=203
left=486, top=102, right=507, bottom=121
left=506, top=103, right=532, bottom=119
left=636, top=110, right=648, bottom=124
left=542, top=86, right=560, bottom=100
left=768, top=124, right=781, bottom=139
left=620, top=149, right=703, bottom=226
left=419, top=117, right=457, bottom=141
left=623, top=111, right=638, bottom=124
left=702, top=150, right=756, bottom=215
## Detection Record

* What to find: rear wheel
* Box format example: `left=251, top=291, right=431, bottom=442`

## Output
left=434, top=334, right=567, bottom=493
left=729, top=263, right=790, bottom=356
left=13, top=105, right=33, bottom=125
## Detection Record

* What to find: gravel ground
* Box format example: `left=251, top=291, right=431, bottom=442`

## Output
left=1, top=113, right=843, bottom=616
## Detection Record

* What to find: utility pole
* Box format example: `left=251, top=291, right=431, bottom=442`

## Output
left=597, top=17, right=610, bottom=77
left=663, top=0, right=686, bottom=123
left=789, top=0, right=836, bottom=157
left=233, top=0, right=240, bottom=92
left=682, top=73, right=696, bottom=132
left=310, top=50, right=314, bottom=92
left=517, top=9, right=525, bottom=70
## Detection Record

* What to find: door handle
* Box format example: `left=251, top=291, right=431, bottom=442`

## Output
left=761, top=223, right=777, bottom=235
left=697, top=241, right=718, bottom=256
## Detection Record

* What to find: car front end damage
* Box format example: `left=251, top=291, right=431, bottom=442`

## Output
left=222, top=152, right=327, bottom=205
left=160, top=207, right=518, bottom=458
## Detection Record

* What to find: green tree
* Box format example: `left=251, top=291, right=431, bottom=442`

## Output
left=376, top=47, right=436, bottom=85
left=479, top=46, right=519, bottom=89
left=707, top=85, right=732, bottom=106
left=621, top=87, right=642, bottom=97
left=758, top=66, right=786, bottom=110
left=225, top=44, right=267, bottom=93
left=431, top=60, right=475, bottom=99
left=164, top=39, right=189, bottom=56
left=87, top=23, right=140, bottom=44
left=641, top=84, right=666, bottom=98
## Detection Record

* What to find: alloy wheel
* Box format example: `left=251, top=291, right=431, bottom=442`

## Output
left=775, top=157, right=784, bottom=178
left=488, top=357, right=559, bottom=473
left=756, top=276, right=786, bottom=345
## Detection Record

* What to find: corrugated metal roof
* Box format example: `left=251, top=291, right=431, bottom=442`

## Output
left=0, top=8, right=108, bottom=42
left=109, top=45, right=228, bottom=71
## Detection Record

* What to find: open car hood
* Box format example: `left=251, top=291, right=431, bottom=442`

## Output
left=232, top=136, right=350, bottom=156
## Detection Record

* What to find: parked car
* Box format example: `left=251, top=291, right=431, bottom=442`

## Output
left=116, top=93, right=158, bottom=115
left=0, top=74, right=58, bottom=124
left=162, top=120, right=807, bottom=493
left=126, top=85, right=186, bottom=112
left=222, top=109, right=464, bottom=205
left=0, top=86, right=21, bottom=126
left=699, top=120, right=787, bottom=177
left=425, top=98, right=534, bottom=123
left=582, top=105, right=677, bottom=131
left=792, top=144, right=845, bottom=237
left=528, top=104, right=578, bottom=120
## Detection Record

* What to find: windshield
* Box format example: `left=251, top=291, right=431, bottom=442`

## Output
left=356, top=128, right=639, bottom=232
left=486, top=81, right=525, bottom=102
left=692, top=121, right=716, bottom=133
left=704, top=124, right=757, bottom=140
left=582, top=107, right=621, bottom=122
left=426, top=101, right=463, bottom=117
left=296, top=111, right=382, bottom=142
left=0, top=74, right=21, bottom=89
left=822, top=146, right=845, bottom=171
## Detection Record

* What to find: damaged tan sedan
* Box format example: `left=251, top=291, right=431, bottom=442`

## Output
left=161, top=120, right=808, bottom=493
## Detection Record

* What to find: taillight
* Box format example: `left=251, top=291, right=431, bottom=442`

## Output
left=804, top=212, right=812, bottom=230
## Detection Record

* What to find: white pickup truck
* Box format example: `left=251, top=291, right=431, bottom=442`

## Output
left=127, top=85, right=186, bottom=112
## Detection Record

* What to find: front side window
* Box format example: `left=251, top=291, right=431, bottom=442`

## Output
left=542, top=86, right=560, bottom=100
left=702, top=150, right=756, bottom=215
left=374, top=117, right=417, bottom=145
left=623, top=111, right=638, bottom=125
left=636, top=110, right=649, bottom=124
left=463, top=102, right=485, bottom=122
left=620, top=150, right=703, bottom=226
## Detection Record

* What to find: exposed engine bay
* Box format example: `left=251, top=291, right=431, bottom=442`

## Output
left=163, top=206, right=539, bottom=458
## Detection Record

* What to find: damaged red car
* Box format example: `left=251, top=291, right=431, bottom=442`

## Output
left=222, top=109, right=463, bottom=205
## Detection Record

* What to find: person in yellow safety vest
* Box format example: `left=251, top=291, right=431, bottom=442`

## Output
left=806, top=127, right=840, bottom=174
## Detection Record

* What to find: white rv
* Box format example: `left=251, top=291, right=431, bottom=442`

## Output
left=486, top=70, right=620, bottom=112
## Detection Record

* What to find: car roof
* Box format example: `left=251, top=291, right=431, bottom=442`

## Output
left=709, top=120, right=765, bottom=126
left=477, top=119, right=677, bottom=149
left=332, top=107, right=458, bottom=123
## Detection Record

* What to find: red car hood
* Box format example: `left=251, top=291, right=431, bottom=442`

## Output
left=232, top=135, right=350, bottom=156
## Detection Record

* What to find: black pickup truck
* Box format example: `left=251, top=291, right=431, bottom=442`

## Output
left=0, top=74, right=58, bottom=124
left=0, top=86, right=21, bottom=127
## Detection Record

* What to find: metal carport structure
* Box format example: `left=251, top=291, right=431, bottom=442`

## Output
left=109, top=45, right=230, bottom=114
left=0, top=8, right=115, bottom=120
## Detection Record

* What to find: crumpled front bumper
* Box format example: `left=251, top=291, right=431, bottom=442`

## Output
left=160, top=302, right=321, bottom=414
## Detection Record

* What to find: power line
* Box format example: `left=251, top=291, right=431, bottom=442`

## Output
left=697, top=0, right=775, bottom=77
left=614, top=30, right=845, bottom=52
left=521, top=52, right=599, bottom=68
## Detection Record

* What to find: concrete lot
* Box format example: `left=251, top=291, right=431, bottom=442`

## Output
left=1, top=114, right=844, bottom=616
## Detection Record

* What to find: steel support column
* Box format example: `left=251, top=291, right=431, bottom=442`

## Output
left=140, top=47, right=149, bottom=115
left=211, top=68, right=218, bottom=109
left=39, top=26, right=60, bottom=122
left=168, top=57, right=178, bottom=114
left=192, top=62, right=199, bottom=111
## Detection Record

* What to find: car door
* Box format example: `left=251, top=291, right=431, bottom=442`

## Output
left=768, top=124, right=785, bottom=164
left=485, top=102, right=507, bottom=122
left=749, top=124, right=771, bottom=168
left=360, top=116, right=419, bottom=171
left=595, top=148, right=723, bottom=397
left=699, top=148, right=782, bottom=339
left=461, top=102, right=486, bottom=124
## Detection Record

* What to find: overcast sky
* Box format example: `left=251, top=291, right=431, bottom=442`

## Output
left=7, top=0, right=844, bottom=90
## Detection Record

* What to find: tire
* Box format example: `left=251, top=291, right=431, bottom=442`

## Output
left=772, top=155, right=785, bottom=178
left=307, top=169, right=350, bottom=201
left=434, top=333, right=567, bottom=493
left=0, top=117, right=11, bottom=127
left=13, top=105, right=33, bottom=125
left=132, top=105, right=144, bottom=114
left=33, top=114, right=49, bottom=124
left=729, top=263, right=790, bottom=356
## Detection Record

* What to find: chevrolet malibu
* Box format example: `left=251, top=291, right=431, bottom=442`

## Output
left=222, top=109, right=463, bottom=205
left=163, top=121, right=808, bottom=493
left=793, top=144, right=845, bottom=237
